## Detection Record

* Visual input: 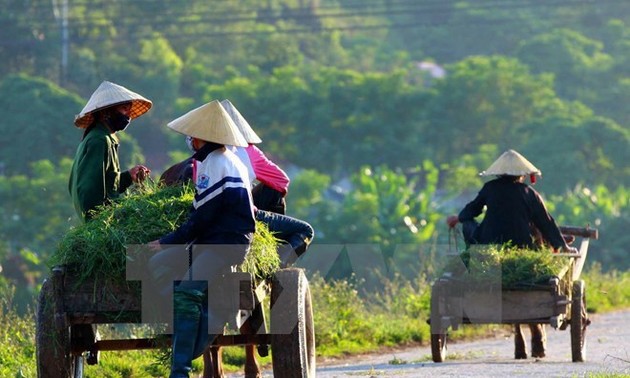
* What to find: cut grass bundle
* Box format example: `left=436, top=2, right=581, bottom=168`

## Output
left=443, top=244, right=570, bottom=289
left=49, top=183, right=279, bottom=285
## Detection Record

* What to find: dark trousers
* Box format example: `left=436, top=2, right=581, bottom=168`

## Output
left=252, top=183, right=286, bottom=214
left=255, top=210, right=314, bottom=256
left=461, top=220, right=480, bottom=247
left=255, top=209, right=314, bottom=267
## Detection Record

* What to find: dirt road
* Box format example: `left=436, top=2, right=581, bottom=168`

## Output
left=314, top=309, right=630, bottom=377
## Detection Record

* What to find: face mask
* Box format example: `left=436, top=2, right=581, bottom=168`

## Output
left=185, top=136, right=196, bottom=152
left=108, top=111, right=131, bottom=132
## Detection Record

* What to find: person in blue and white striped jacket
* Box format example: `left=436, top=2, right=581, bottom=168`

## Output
left=148, top=99, right=254, bottom=378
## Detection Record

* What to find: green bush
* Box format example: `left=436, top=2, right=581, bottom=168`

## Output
left=582, top=262, right=630, bottom=312
left=49, top=183, right=279, bottom=285
left=0, top=287, right=36, bottom=378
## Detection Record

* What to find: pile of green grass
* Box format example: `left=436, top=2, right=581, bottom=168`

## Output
left=49, top=183, right=279, bottom=285
left=443, top=244, right=570, bottom=288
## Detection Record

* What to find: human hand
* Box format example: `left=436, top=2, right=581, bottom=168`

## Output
left=446, top=215, right=459, bottom=228
left=130, top=165, right=151, bottom=183
left=562, top=246, right=578, bottom=254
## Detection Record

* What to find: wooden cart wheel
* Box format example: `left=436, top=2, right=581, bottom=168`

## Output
left=36, top=270, right=79, bottom=378
left=270, top=268, right=316, bottom=377
left=430, top=281, right=447, bottom=363
left=571, top=280, right=587, bottom=362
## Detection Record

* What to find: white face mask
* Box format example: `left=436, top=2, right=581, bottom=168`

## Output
left=185, top=136, right=195, bottom=152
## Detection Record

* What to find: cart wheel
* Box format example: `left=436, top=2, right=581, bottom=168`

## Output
left=270, top=268, right=316, bottom=377
left=430, top=281, right=447, bottom=363
left=571, top=280, right=587, bottom=362
left=36, top=270, right=80, bottom=378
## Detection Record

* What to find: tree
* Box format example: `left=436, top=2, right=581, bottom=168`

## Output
left=0, top=74, right=146, bottom=175
left=547, top=185, right=630, bottom=270
left=317, top=164, right=439, bottom=248
left=0, top=159, right=76, bottom=257
left=204, top=65, right=429, bottom=177
left=0, top=0, right=60, bottom=79
left=285, top=168, right=332, bottom=221
left=98, top=33, right=184, bottom=170
left=588, top=19, right=630, bottom=127
left=0, top=74, right=83, bottom=175
left=421, top=55, right=558, bottom=164
left=516, top=28, right=614, bottom=104
left=306, top=164, right=442, bottom=281
left=521, top=108, right=630, bottom=195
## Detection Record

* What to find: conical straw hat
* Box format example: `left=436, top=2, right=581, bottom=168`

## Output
left=74, top=81, right=152, bottom=128
left=220, top=99, right=262, bottom=144
left=167, top=100, right=248, bottom=147
left=480, top=149, right=541, bottom=177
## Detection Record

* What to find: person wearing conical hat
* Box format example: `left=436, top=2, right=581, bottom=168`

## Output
left=147, top=100, right=255, bottom=378
left=446, top=149, right=574, bottom=252
left=157, top=100, right=313, bottom=377
left=221, top=99, right=290, bottom=215
left=446, top=149, right=576, bottom=360
left=68, top=81, right=153, bottom=222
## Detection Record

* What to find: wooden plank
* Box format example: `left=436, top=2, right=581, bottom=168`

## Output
left=63, top=283, right=141, bottom=313
left=559, top=226, right=598, bottom=239
left=63, top=272, right=257, bottom=315
left=448, top=290, right=565, bottom=323
left=89, top=334, right=272, bottom=352
left=93, top=338, right=170, bottom=351
left=573, top=238, right=589, bottom=280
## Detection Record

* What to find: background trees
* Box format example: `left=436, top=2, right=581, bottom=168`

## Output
left=0, top=74, right=83, bottom=175
left=0, top=0, right=628, bottom=311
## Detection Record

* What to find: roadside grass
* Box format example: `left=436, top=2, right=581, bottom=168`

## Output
left=3, top=264, right=629, bottom=376
left=0, top=287, right=36, bottom=378
left=582, top=263, right=630, bottom=313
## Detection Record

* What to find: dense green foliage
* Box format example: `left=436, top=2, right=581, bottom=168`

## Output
left=49, top=183, right=279, bottom=284
left=49, top=184, right=193, bottom=282
left=0, top=291, right=36, bottom=378
left=443, top=244, right=570, bottom=288
left=0, top=1, right=628, bottom=371
left=2, top=0, right=629, bottom=185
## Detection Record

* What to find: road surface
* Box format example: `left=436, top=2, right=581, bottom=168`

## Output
left=231, top=309, right=629, bottom=377
left=314, top=309, right=630, bottom=377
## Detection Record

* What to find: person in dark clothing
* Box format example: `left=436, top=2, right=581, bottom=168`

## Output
left=446, top=149, right=576, bottom=253
left=446, top=149, right=576, bottom=360
left=221, top=99, right=291, bottom=214
left=159, top=157, right=193, bottom=187
left=69, top=81, right=152, bottom=222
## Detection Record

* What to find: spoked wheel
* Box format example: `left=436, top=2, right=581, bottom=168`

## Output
left=571, top=280, right=587, bottom=362
left=270, top=268, right=316, bottom=377
left=36, top=269, right=80, bottom=378
left=430, top=281, right=447, bottom=362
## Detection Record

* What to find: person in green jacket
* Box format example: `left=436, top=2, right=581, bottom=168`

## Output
left=68, top=81, right=153, bottom=222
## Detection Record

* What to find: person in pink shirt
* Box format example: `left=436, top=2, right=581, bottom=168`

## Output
left=221, top=99, right=290, bottom=214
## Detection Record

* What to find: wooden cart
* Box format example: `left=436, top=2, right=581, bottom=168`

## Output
left=36, top=266, right=315, bottom=378
left=430, top=225, right=598, bottom=363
